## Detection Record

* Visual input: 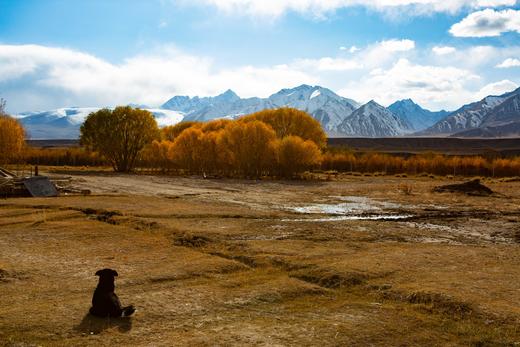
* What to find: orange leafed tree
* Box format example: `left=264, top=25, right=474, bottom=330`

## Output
left=140, top=140, right=175, bottom=172
left=0, top=103, right=26, bottom=164
left=169, top=127, right=205, bottom=173
left=161, top=121, right=201, bottom=142
left=276, top=135, right=322, bottom=177
left=201, top=119, right=232, bottom=133
left=218, top=120, right=277, bottom=178
left=241, top=108, right=327, bottom=148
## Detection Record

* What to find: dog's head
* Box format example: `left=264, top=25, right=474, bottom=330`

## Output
left=94, top=268, right=118, bottom=289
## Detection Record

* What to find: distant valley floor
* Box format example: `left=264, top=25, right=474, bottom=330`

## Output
left=328, top=137, right=520, bottom=156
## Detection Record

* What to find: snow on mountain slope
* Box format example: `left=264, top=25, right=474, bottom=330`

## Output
left=388, top=99, right=448, bottom=131
left=15, top=107, right=183, bottom=139
left=162, top=85, right=360, bottom=134
left=337, top=100, right=412, bottom=137
left=419, top=88, right=520, bottom=136
left=479, top=93, right=520, bottom=127
left=452, top=93, right=520, bottom=138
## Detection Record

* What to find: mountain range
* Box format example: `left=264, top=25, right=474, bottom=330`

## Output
left=420, top=87, right=520, bottom=137
left=388, top=99, right=449, bottom=131
left=162, top=85, right=361, bottom=135
left=12, top=84, right=520, bottom=139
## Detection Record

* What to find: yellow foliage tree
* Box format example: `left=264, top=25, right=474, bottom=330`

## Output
left=198, top=131, right=221, bottom=175
left=161, top=121, right=201, bottom=142
left=241, top=108, right=327, bottom=148
left=218, top=121, right=277, bottom=178
left=276, top=136, right=322, bottom=177
left=140, top=140, right=175, bottom=172
left=201, top=119, right=232, bottom=133
left=169, top=127, right=205, bottom=173
left=0, top=104, right=25, bottom=164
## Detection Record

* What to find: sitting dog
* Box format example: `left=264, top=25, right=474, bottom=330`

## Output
left=89, top=268, right=135, bottom=317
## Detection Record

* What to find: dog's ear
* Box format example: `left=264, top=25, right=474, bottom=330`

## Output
left=111, top=269, right=118, bottom=277
left=95, top=269, right=103, bottom=276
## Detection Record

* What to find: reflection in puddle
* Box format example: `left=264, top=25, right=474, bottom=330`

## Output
left=288, top=196, right=400, bottom=215
left=283, top=215, right=413, bottom=222
left=284, top=196, right=412, bottom=222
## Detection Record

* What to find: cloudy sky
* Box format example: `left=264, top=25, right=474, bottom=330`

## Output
left=1, top=0, right=520, bottom=113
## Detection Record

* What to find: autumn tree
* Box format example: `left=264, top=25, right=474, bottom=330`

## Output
left=201, top=119, right=232, bottom=133
left=276, top=136, right=322, bottom=177
left=168, top=127, right=205, bottom=173
left=0, top=99, right=25, bottom=164
left=80, top=106, right=159, bottom=172
left=218, top=121, right=277, bottom=178
left=161, top=121, right=201, bottom=142
left=242, top=108, right=327, bottom=148
left=140, top=140, right=175, bottom=172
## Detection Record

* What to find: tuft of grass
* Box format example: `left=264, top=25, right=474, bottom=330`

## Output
left=398, top=183, right=413, bottom=195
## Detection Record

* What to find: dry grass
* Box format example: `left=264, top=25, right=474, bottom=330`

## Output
left=1, top=170, right=520, bottom=346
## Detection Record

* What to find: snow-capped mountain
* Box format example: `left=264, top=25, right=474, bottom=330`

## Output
left=162, top=89, right=241, bottom=114
left=15, top=107, right=183, bottom=139
left=162, top=85, right=360, bottom=134
left=337, top=100, right=412, bottom=137
left=388, top=99, right=449, bottom=131
left=452, top=93, right=520, bottom=138
left=479, top=93, right=520, bottom=127
left=16, top=85, right=520, bottom=140
left=419, top=87, right=520, bottom=136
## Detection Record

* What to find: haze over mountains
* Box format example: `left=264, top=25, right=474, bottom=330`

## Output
left=13, top=84, right=520, bottom=139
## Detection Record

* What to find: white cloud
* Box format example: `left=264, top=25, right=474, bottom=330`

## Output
left=496, top=57, right=520, bottom=68
left=450, top=9, right=520, bottom=37
left=1, top=43, right=519, bottom=113
left=476, top=79, right=518, bottom=98
left=475, top=0, right=516, bottom=6
left=378, top=39, right=416, bottom=52
left=293, top=57, right=363, bottom=71
left=338, top=58, right=479, bottom=110
left=184, top=0, right=517, bottom=18
left=432, top=46, right=456, bottom=55
left=0, top=44, right=317, bottom=112
left=340, top=45, right=361, bottom=53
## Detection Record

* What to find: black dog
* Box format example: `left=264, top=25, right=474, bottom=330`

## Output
left=89, top=268, right=135, bottom=318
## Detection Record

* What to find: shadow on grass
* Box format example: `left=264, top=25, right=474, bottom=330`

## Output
left=74, top=313, right=132, bottom=335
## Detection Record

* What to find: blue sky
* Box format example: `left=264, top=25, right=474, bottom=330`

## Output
left=1, top=0, right=520, bottom=113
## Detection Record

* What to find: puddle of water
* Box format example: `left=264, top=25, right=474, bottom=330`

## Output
left=284, top=196, right=411, bottom=222
left=287, top=196, right=401, bottom=215
left=282, top=214, right=413, bottom=222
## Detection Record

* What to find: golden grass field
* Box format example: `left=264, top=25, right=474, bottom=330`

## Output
left=1, top=170, right=520, bottom=346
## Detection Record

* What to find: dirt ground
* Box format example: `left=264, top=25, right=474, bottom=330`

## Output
left=1, top=170, right=520, bottom=346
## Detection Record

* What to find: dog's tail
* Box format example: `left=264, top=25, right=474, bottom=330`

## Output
left=122, top=305, right=135, bottom=317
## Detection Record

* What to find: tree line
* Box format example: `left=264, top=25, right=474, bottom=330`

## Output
left=2, top=102, right=520, bottom=178
left=137, top=108, right=325, bottom=178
